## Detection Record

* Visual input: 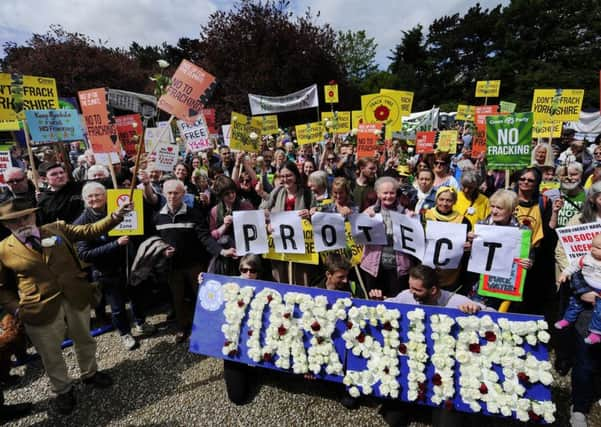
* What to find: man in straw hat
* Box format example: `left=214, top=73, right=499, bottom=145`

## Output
left=0, top=197, right=132, bottom=414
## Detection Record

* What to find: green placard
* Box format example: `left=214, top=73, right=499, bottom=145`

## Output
left=477, top=229, right=531, bottom=302
left=486, top=112, right=533, bottom=169
left=499, top=101, right=517, bottom=113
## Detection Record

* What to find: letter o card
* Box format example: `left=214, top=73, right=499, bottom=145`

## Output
left=107, top=189, right=144, bottom=236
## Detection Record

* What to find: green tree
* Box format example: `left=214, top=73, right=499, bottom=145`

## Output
left=335, top=30, right=378, bottom=84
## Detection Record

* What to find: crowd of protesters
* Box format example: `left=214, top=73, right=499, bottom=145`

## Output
left=0, top=123, right=600, bottom=427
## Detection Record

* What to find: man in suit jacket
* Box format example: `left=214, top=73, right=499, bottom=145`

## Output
left=0, top=198, right=131, bottom=414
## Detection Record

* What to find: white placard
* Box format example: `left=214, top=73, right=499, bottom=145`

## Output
left=270, top=211, right=305, bottom=254
left=349, top=213, right=387, bottom=246
left=423, top=221, right=467, bottom=269
left=468, top=224, right=522, bottom=278
left=233, top=210, right=269, bottom=255
left=390, top=211, right=425, bottom=261
left=311, top=212, right=346, bottom=252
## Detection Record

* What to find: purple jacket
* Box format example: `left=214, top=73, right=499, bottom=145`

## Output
left=359, top=200, right=411, bottom=278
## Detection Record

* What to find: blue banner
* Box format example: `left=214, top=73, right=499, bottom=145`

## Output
left=191, top=274, right=556, bottom=423
left=25, top=109, right=84, bottom=143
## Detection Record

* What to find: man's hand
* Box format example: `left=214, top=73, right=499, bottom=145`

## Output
left=117, top=236, right=130, bottom=246
left=114, top=202, right=134, bottom=218
left=138, top=170, right=150, bottom=185
left=457, top=302, right=482, bottom=314
left=557, top=273, right=569, bottom=285
left=164, top=246, right=176, bottom=258
left=221, top=248, right=237, bottom=258
left=223, top=215, right=233, bottom=227
left=368, top=289, right=384, bottom=300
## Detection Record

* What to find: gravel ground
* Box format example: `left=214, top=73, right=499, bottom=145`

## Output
left=4, top=313, right=601, bottom=427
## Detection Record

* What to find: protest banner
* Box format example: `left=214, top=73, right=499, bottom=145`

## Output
left=192, top=273, right=555, bottom=423
left=486, top=112, right=533, bottom=169
left=270, top=211, right=306, bottom=254
left=324, top=84, right=339, bottom=103
left=436, top=130, right=458, bottom=154
left=356, top=122, right=382, bottom=159
left=321, top=111, right=351, bottom=134
left=233, top=210, right=269, bottom=255
left=0, top=147, right=13, bottom=184
left=0, top=73, right=59, bottom=121
left=477, top=229, right=531, bottom=302
left=157, top=59, right=217, bottom=123
left=154, top=142, right=179, bottom=172
left=264, top=219, right=319, bottom=265
left=415, top=131, right=436, bottom=154
left=423, top=221, right=467, bottom=269
left=532, top=120, right=562, bottom=139
left=78, top=88, right=120, bottom=154
left=249, top=84, right=319, bottom=115
left=455, top=105, right=475, bottom=121
left=349, top=213, right=387, bottom=246
left=556, top=222, right=601, bottom=263
left=177, top=116, right=210, bottom=152
left=230, top=112, right=261, bottom=152
left=475, top=80, right=501, bottom=97
left=351, top=110, right=364, bottom=129
left=295, top=121, right=325, bottom=146
left=144, top=121, right=174, bottom=152
left=255, top=115, right=278, bottom=135
left=531, top=89, right=584, bottom=122
left=115, top=114, right=143, bottom=157
left=471, top=105, right=500, bottom=158
left=107, top=189, right=144, bottom=236
left=499, top=101, right=517, bottom=113
left=390, top=211, right=426, bottom=261
left=25, top=110, right=84, bottom=143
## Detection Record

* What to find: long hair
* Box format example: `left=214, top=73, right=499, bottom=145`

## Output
left=581, top=181, right=601, bottom=223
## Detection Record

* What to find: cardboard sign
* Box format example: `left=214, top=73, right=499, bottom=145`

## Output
left=107, top=189, right=144, bottom=236
left=556, top=222, right=601, bottom=263
left=486, top=112, right=533, bottom=169
left=471, top=105, right=500, bottom=158
left=356, top=123, right=382, bottom=159
left=177, top=116, right=210, bottom=152
left=532, top=120, right=562, bottom=139
left=455, top=105, right=475, bottom=121
left=437, top=130, right=458, bottom=154
left=115, top=114, right=143, bottom=157
left=202, top=108, right=217, bottom=134
left=295, top=121, right=325, bottom=146
left=475, top=80, right=501, bottom=97
left=192, top=273, right=554, bottom=422
left=361, top=92, right=403, bottom=138
left=25, top=109, right=84, bottom=143
left=321, top=111, right=351, bottom=134
left=230, top=112, right=261, bottom=152
left=264, top=219, right=319, bottom=265
left=157, top=59, right=217, bottom=123
left=154, top=142, right=179, bottom=172
left=423, top=221, right=466, bottom=269
left=0, top=73, right=59, bottom=121
left=144, top=121, right=174, bottom=152
left=255, top=115, right=279, bottom=135
left=478, top=230, right=531, bottom=302
left=416, top=131, right=436, bottom=154
left=351, top=110, right=364, bottom=129
left=499, top=101, right=517, bottom=113
left=78, top=88, right=120, bottom=154
left=324, top=84, right=339, bottom=103
left=222, top=124, right=231, bottom=146
left=233, top=210, right=269, bottom=255
left=0, top=149, right=13, bottom=184
left=531, top=89, right=584, bottom=122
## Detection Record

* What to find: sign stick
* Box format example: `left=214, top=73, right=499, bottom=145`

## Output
left=288, top=261, right=293, bottom=285
left=22, top=120, right=40, bottom=189
left=147, top=115, right=175, bottom=156
left=107, top=159, right=119, bottom=189
left=354, top=266, right=369, bottom=300
left=129, top=131, right=146, bottom=200
left=505, top=169, right=510, bottom=190
left=499, top=301, right=511, bottom=312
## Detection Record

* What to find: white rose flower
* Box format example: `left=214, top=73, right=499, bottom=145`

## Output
left=157, top=59, right=170, bottom=68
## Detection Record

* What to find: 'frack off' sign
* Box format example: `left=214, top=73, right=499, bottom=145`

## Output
left=233, top=211, right=528, bottom=278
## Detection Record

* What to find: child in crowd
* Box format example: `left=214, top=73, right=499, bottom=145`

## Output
left=555, top=233, right=601, bottom=344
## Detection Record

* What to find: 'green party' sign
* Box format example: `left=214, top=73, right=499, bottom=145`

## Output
left=486, top=112, right=533, bottom=169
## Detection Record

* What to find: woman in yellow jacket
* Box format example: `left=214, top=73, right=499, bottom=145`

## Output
left=454, top=171, right=490, bottom=229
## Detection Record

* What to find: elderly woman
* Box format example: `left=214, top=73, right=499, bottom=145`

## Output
left=74, top=182, right=155, bottom=351
left=261, top=161, right=314, bottom=285
left=454, top=171, right=490, bottom=228
left=431, top=153, right=459, bottom=191
left=209, top=176, right=254, bottom=275
left=531, top=142, right=555, bottom=168
left=361, top=177, right=412, bottom=297
left=307, top=170, right=329, bottom=206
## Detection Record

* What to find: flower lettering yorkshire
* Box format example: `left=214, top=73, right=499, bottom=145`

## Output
left=221, top=283, right=254, bottom=357
left=403, top=308, right=427, bottom=402
left=430, top=314, right=456, bottom=405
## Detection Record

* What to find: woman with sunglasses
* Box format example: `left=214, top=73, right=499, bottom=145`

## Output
left=430, top=153, right=459, bottom=192
left=208, top=176, right=254, bottom=275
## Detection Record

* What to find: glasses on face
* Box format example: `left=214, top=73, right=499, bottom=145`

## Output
left=240, top=267, right=256, bottom=274
left=240, top=179, right=251, bottom=184
left=519, top=177, right=535, bottom=183
left=6, top=177, right=25, bottom=185
left=434, top=161, right=447, bottom=166
left=279, top=174, right=294, bottom=180
left=327, top=157, right=336, bottom=161
left=595, top=152, right=601, bottom=156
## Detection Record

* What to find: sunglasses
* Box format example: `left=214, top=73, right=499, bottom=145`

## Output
left=240, top=267, right=256, bottom=274
left=519, top=177, right=535, bottom=183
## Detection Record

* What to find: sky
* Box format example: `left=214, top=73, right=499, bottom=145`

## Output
left=0, top=0, right=509, bottom=68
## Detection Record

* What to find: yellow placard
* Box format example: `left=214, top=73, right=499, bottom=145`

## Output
left=255, top=114, right=278, bottom=135
left=532, top=120, right=562, bottom=139
left=475, top=80, right=501, bottom=97
left=0, top=120, right=20, bottom=131
left=456, top=104, right=476, bottom=121
left=437, top=130, right=458, bottom=154
left=295, top=121, right=324, bottom=145
left=531, top=89, right=584, bottom=122
left=321, top=111, right=351, bottom=133
left=324, top=84, right=339, bottom=103
left=0, top=74, right=59, bottom=121
left=107, top=189, right=144, bottom=236
left=351, top=110, right=363, bottom=129
left=380, top=89, right=413, bottom=118
left=264, top=219, right=319, bottom=265
left=230, top=112, right=261, bottom=152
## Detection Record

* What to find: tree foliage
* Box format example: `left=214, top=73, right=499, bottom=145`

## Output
left=335, top=30, right=378, bottom=84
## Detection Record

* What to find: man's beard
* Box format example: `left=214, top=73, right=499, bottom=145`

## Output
left=561, top=180, right=580, bottom=192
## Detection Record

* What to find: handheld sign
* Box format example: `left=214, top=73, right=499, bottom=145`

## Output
left=295, top=121, right=325, bottom=146
left=475, top=80, right=501, bottom=98
left=25, top=109, right=84, bottom=143
left=324, top=84, right=339, bottom=103
left=486, top=112, right=533, bottom=169
left=115, top=114, right=144, bottom=157
left=0, top=73, right=59, bottom=121
left=78, top=88, right=120, bottom=154
left=177, top=116, right=211, bottom=152
left=107, top=189, right=144, bottom=236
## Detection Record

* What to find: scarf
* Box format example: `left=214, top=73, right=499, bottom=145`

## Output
left=424, top=207, right=462, bottom=223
